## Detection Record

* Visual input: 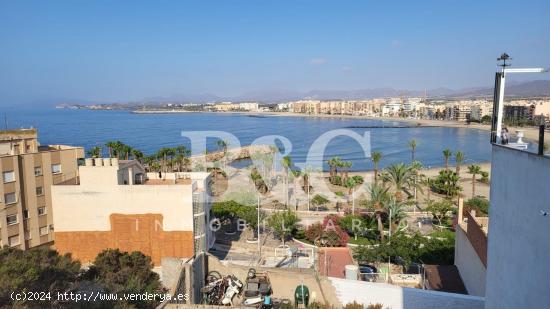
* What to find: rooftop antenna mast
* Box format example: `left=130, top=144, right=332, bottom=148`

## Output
left=491, top=53, right=548, bottom=144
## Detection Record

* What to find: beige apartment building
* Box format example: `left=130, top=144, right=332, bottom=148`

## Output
left=0, top=128, right=84, bottom=249
left=51, top=158, right=213, bottom=265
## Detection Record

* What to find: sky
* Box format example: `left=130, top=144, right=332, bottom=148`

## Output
left=0, top=0, right=549, bottom=105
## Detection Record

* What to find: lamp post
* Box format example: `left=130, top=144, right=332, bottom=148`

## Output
left=257, top=194, right=261, bottom=258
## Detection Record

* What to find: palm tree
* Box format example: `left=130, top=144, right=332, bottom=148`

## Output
left=409, top=139, right=417, bottom=163
left=87, top=146, right=102, bottom=158
left=380, top=163, right=418, bottom=201
left=131, top=149, right=144, bottom=163
left=105, top=141, right=117, bottom=158
left=327, top=157, right=342, bottom=183
left=281, top=156, right=292, bottom=206
left=384, top=196, right=407, bottom=235
left=468, top=164, right=482, bottom=198
left=366, top=183, right=389, bottom=241
left=341, top=161, right=352, bottom=184
left=443, top=149, right=453, bottom=170
left=371, top=151, right=382, bottom=183
left=121, top=144, right=133, bottom=160
left=455, top=151, right=465, bottom=177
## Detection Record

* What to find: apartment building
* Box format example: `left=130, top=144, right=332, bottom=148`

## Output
left=503, top=100, right=550, bottom=124
left=445, top=103, right=471, bottom=122
left=51, top=158, right=213, bottom=265
left=470, top=103, right=493, bottom=122
left=0, top=128, right=84, bottom=249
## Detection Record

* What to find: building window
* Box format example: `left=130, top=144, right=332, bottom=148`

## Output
left=2, top=171, right=15, bottom=183
left=36, top=186, right=44, bottom=196
left=38, top=206, right=46, bottom=216
left=51, top=164, right=61, bottom=174
left=6, top=214, right=18, bottom=226
left=4, top=192, right=17, bottom=205
left=34, top=166, right=42, bottom=176
left=24, top=231, right=31, bottom=240
left=39, top=226, right=49, bottom=236
left=23, top=210, right=29, bottom=220
left=8, top=235, right=20, bottom=247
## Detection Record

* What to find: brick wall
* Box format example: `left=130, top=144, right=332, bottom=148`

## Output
left=54, top=213, right=194, bottom=265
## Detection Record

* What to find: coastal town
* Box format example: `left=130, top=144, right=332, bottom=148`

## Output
left=2, top=1, right=550, bottom=309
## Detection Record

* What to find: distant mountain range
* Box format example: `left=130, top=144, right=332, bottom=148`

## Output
left=49, top=79, right=550, bottom=107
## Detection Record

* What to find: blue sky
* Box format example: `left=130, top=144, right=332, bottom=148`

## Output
left=0, top=0, right=549, bottom=105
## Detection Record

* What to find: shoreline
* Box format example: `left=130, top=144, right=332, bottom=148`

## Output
left=120, top=109, right=545, bottom=143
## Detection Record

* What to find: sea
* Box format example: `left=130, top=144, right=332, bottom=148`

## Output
left=4, top=108, right=494, bottom=171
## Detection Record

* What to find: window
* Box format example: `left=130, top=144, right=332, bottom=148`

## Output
left=34, top=166, right=42, bottom=176
left=2, top=171, right=15, bottom=183
left=51, top=164, right=61, bottom=174
left=8, top=235, right=20, bottom=247
left=36, top=186, right=44, bottom=196
left=6, top=214, right=18, bottom=225
left=23, top=210, right=29, bottom=220
left=38, top=206, right=46, bottom=216
left=4, top=192, right=17, bottom=205
left=39, top=226, right=49, bottom=236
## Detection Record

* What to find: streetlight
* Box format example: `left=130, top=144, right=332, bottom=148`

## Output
left=257, top=194, right=261, bottom=258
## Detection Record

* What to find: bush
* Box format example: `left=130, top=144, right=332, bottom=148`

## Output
left=465, top=196, right=489, bottom=216
left=85, top=249, right=165, bottom=308
left=305, top=215, right=349, bottom=247
left=431, top=170, right=461, bottom=197
left=353, top=232, right=455, bottom=267
left=0, top=247, right=81, bottom=307
left=480, top=171, right=490, bottom=183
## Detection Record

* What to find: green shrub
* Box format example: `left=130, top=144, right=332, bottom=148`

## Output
left=465, top=196, right=489, bottom=216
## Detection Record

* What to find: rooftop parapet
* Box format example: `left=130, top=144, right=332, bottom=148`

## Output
left=0, top=128, right=37, bottom=141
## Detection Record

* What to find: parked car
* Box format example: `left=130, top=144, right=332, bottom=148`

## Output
left=359, top=264, right=378, bottom=282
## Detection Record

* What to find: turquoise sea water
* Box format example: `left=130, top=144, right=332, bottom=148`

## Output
left=5, top=108, right=492, bottom=171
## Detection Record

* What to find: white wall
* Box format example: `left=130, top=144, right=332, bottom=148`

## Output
left=485, top=146, right=550, bottom=309
left=330, top=278, right=484, bottom=309
left=52, top=184, right=194, bottom=232
left=454, top=226, right=486, bottom=296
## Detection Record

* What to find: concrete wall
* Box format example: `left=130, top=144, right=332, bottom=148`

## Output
left=52, top=184, right=194, bottom=231
left=330, top=278, right=484, bottom=309
left=454, top=226, right=486, bottom=296
left=485, top=146, right=550, bottom=309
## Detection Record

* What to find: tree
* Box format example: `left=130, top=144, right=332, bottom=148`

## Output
left=481, top=115, right=492, bottom=124
left=311, top=194, right=329, bottom=211
left=370, top=152, right=382, bottom=183
left=328, top=157, right=343, bottom=183
left=267, top=210, right=300, bottom=245
left=0, top=247, right=81, bottom=307
left=85, top=249, right=165, bottom=308
left=132, top=149, right=144, bottom=163
left=426, top=199, right=454, bottom=228
left=442, top=149, right=453, bottom=170
left=455, top=151, right=465, bottom=177
left=467, top=165, right=482, bottom=198
left=409, top=139, right=417, bottom=163
left=281, top=156, right=292, bottom=206
left=384, top=196, right=407, bottom=235
left=380, top=163, right=418, bottom=201
left=105, top=141, right=117, bottom=158
left=87, top=146, right=102, bottom=158
left=363, top=183, right=390, bottom=241
left=432, top=169, right=462, bottom=197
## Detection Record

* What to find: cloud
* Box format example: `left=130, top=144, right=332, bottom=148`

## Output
left=341, top=66, right=353, bottom=72
left=391, top=40, right=401, bottom=47
left=309, top=58, right=327, bottom=65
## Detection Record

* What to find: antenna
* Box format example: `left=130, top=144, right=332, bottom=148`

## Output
left=4, top=114, right=7, bottom=130
left=497, top=53, right=512, bottom=71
